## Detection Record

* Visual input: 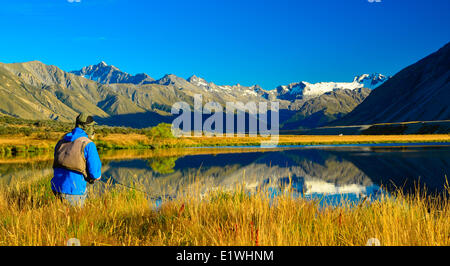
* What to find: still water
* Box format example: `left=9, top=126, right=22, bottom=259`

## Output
left=1, top=144, right=449, bottom=206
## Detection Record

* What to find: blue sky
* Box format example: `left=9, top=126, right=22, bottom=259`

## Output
left=0, top=0, right=449, bottom=89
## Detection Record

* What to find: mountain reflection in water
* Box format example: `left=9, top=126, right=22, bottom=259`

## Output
left=0, top=145, right=449, bottom=207
left=99, top=146, right=450, bottom=206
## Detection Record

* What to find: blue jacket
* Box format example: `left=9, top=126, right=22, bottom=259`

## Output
left=51, top=127, right=102, bottom=195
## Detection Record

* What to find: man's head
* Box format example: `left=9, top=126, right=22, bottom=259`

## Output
left=75, top=113, right=96, bottom=139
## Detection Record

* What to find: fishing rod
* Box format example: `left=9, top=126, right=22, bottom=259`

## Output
left=98, top=176, right=172, bottom=201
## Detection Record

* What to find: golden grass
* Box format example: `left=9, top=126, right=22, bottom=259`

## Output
left=1, top=133, right=449, bottom=152
left=0, top=175, right=449, bottom=246
left=0, top=136, right=55, bottom=147
left=179, top=134, right=450, bottom=146
left=56, top=133, right=450, bottom=147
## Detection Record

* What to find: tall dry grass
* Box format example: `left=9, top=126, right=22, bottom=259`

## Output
left=0, top=175, right=449, bottom=246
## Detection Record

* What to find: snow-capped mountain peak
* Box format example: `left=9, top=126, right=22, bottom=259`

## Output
left=187, top=75, right=210, bottom=88
left=353, top=73, right=389, bottom=89
left=276, top=73, right=388, bottom=101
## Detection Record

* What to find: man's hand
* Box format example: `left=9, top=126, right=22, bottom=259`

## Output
left=84, top=176, right=96, bottom=184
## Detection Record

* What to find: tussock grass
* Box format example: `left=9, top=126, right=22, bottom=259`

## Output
left=0, top=175, right=449, bottom=246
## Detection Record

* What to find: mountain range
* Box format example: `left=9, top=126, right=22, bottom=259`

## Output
left=0, top=41, right=448, bottom=130
left=0, top=59, right=385, bottom=129
left=71, top=62, right=389, bottom=129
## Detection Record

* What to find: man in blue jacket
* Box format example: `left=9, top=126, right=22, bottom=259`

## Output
left=51, top=113, right=102, bottom=207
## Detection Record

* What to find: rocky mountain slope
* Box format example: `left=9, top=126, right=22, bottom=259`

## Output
left=282, top=88, right=371, bottom=129
left=70, top=61, right=155, bottom=85
left=0, top=61, right=108, bottom=121
left=334, top=42, right=450, bottom=125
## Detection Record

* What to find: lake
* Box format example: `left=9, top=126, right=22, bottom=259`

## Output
left=1, top=144, right=449, bottom=206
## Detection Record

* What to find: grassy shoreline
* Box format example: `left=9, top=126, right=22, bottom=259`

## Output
left=0, top=175, right=449, bottom=246
left=0, top=133, right=449, bottom=156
